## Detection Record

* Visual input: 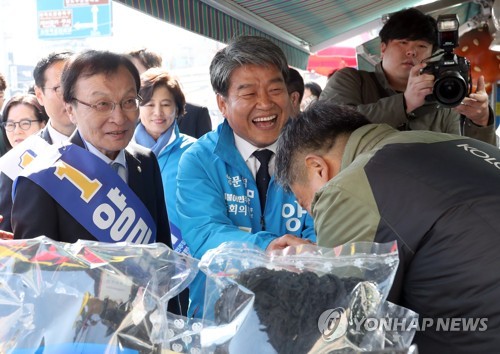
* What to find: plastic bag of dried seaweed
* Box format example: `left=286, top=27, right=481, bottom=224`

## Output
left=197, top=241, right=418, bottom=353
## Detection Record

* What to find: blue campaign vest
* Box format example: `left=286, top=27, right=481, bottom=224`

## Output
left=15, top=143, right=157, bottom=244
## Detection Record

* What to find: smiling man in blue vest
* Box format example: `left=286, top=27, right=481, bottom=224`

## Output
left=176, top=36, right=316, bottom=318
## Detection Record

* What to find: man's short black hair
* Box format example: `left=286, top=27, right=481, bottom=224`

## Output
left=287, top=67, right=305, bottom=102
left=379, top=8, right=438, bottom=51
left=275, top=101, right=370, bottom=190
left=305, top=82, right=322, bottom=98
left=127, top=48, right=162, bottom=70
left=33, top=51, right=73, bottom=89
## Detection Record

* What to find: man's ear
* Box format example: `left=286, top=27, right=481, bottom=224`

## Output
left=65, top=102, right=78, bottom=125
left=304, top=154, right=330, bottom=183
left=290, top=91, right=300, bottom=107
left=380, top=42, right=387, bottom=59
left=34, top=86, right=45, bottom=106
left=216, top=94, right=227, bottom=118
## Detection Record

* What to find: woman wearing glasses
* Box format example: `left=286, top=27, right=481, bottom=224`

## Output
left=1, top=94, right=48, bottom=149
left=0, top=94, right=48, bottom=234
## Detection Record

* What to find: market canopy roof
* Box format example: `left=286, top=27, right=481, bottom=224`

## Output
left=115, top=0, right=480, bottom=69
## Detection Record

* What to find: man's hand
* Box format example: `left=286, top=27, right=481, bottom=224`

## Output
left=454, top=75, right=490, bottom=127
left=0, top=215, right=13, bottom=240
left=266, top=234, right=315, bottom=252
left=404, top=63, right=435, bottom=113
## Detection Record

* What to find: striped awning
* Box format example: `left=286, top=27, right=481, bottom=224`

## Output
left=115, top=0, right=310, bottom=69
left=115, top=0, right=480, bottom=71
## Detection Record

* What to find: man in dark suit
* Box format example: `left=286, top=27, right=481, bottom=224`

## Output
left=33, top=51, right=76, bottom=145
left=12, top=51, right=179, bottom=315
left=12, top=50, right=171, bottom=247
left=287, top=67, right=304, bottom=117
left=177, top=102, right=212, bottom=138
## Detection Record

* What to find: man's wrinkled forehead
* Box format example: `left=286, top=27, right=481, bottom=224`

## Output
left=228, top=64, right=285, bottom=89
left=233, top=77, right=285, bottom=92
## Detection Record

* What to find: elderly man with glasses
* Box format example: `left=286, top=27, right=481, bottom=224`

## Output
left=12, top=50, right=173, bottom=251
left=11, top=50, right=181, bottom=316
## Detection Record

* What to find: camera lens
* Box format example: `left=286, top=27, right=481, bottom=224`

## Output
left=434, top=71, right=467, bottom=107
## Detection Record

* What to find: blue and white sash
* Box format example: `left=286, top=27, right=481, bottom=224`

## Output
left=15, top=143, right=157, bottom=244
left=170, top=222, right=189, bottom=255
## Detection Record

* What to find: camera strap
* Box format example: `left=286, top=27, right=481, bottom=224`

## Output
left=459, top=115, right=466, bottom=136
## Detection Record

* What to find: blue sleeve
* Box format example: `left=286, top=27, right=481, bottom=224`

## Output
left=176, top=149, right=275, bottom=259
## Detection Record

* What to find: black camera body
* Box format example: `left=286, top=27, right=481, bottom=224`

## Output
left=421, top=14, right=471, bottom=108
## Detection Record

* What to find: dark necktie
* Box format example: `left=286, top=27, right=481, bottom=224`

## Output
left=253, top=149, right=273, bottom=210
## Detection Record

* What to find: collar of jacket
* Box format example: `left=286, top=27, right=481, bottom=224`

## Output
left=213, top=120, right=251, bottom=175
left=341, top=124, right=398, bottom=171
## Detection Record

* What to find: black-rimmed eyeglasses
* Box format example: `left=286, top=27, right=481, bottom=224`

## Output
left=72, top=97, right=141, bottom=113
left=2, top=119, right=41, bottom=132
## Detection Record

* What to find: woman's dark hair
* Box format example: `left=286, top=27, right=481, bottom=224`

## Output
left=1, top=93, right=49, bottom=150
left=2, top=94, right=48, bottom=125
left=139, top=68, right=186, bottom=117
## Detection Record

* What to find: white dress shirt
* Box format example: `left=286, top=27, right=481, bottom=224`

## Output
left=233, top=132, right=277, bottom=179
left=81, top=136, right=128, bottom=182
left=47, top=121, right=70, bottom=146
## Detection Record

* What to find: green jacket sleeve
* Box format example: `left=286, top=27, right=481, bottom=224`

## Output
left=312, top=182, right=380, bottom=248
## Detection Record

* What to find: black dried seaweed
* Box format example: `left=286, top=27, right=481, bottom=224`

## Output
left=215, top=267, right=362, bottom=354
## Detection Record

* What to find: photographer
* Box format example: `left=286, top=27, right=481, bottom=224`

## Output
left=320, top=8, right=496, bottom=145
